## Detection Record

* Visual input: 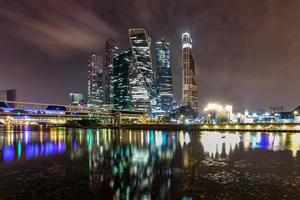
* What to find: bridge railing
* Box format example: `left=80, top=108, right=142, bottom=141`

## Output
left=0, top=100, right=145, bottom=117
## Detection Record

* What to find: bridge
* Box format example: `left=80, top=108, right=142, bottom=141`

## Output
left=0, top=101, right=146, bottom=126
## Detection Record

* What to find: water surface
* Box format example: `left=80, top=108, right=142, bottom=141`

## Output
left=0, top=126, right=299, bottom=199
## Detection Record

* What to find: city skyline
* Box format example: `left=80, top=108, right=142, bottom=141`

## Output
left=1, top=1, right=300, bottom=112
left=86, top=30, right=186, bottom=114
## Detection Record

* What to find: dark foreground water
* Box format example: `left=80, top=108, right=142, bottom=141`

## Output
left=0, top=126, right=299, bottom=199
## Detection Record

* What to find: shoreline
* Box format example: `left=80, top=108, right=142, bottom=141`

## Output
left=118, top=124, right=300, bottom=132
left=1, top=123, right=300, bottom=132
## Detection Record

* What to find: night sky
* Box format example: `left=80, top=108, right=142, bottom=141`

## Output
left=0, top=0, right=300, bottom=112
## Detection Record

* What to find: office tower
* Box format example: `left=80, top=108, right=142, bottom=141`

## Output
left=156, top=38, right=173, bottom=113
left=182, top=32, right=198, bottom=112
left=69, top=93, right=84, bottom=105
left=0, top=89, right=17, bottom=102
left=112, top=49, right=134, bottom=110
left=128, top=28, right=157, bottom=113
left=88, top=54, right=103, bottom=108
left=103, top=39, right=119, bottom=105
left=0, top=89, right=17, bottom=107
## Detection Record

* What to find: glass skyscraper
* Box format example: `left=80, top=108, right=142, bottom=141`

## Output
left=103, top=39, right=119, bottom=105
left=128, top=28, right=157, bottom=113
left=156, top=38, right=173, bottom=113
left=112, top=49, right=134, bottom=110
left=88, top=54, right=103, bottom=108
left=182, top=33, right=198, bottom=112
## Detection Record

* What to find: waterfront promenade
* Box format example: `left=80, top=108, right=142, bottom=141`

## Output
left=2, top=121, right=300, bottom=132
left=62, top=121, right=300, bottom=132
left=120, top=123, right=300, bottom=132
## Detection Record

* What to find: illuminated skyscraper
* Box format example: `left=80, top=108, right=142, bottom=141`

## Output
left=182, top=33, right=198, bottom=112
left=112, top=49, right=134, bottom=110
left=156, top=38, right=173, bottom=113
left=88, top=54, right=103, bottom=107
left=128, top=28, right=157, bottom=113
left=103, top=39, right=119, bottom=105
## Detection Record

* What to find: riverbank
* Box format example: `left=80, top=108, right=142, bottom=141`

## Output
left=2, top=122, right=300, bottom=132
left=121, top=123, right=300, bottom=132
left=65, top=121, right=300, bottom=132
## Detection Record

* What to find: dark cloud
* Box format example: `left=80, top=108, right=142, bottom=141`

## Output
left=0, top=0, right=299, bottom=111
left=0, top=0, right=119, bottom=58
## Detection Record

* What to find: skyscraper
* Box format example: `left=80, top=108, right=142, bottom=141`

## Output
left=88, top=54, right=103, bottom=108
left=103, top=39, right=119, bottom=105
left=182, top=33, right=198, bottom=112
left=112, top=49, right=134, bottom=110
left=128, top=28, right=157, bottom=113
left=156, top=38, right=173, bottom=113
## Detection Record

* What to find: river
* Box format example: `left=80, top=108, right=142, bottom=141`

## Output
left=0, top=126, right=299, bottom=199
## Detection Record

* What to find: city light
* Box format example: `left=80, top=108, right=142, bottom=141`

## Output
left=0, top=1, right=300, bottom=199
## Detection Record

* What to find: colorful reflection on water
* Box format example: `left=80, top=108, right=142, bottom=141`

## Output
left=0, top=126, right=299, bottom=199
left=199, top=131, right=300, bottom=157
left=0, top=126, right=67, bottom=162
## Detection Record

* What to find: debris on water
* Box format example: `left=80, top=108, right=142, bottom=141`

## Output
left=203, top=170, right=236, bottom=184
left=201, top=158, right=228, bottom=167
left=233, top=160, right=252, bottom=168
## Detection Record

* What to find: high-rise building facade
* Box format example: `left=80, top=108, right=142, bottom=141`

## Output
left=128, top=28, right=157, bottom=113
left=112, top=49, right=134, bottom=110
left=156, top=38, right=173, bottom=113
left=88, top=54, right=103, bottom=108
left=182, top=33, right=198, bottom=112
left=103, top=39, right=119, bottom=105
left=69, top=93, right=84, bottom=105
left=0, top=89, right=17, bottom=102
left=0, top=89, right=17, bottom=107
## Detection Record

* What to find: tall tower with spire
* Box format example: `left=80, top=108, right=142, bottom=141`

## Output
left=182, top=32, right=198, bottom=112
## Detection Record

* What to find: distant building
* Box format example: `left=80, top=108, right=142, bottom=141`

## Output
left=182, top=32, right=198, bottom=113
left=170, top=105, right=198, bottom=122
left=0, top=89, right=17, bottom=102
left=276, top=112, right=294, bottom=123
left=270, top=106, right=284, bottom=114
left=156, top=38, right=173, bottom=113
left=292, top=106, right=300, bottom=123
left=203, top=103, right=233, bottom=124
left=0, top=89, right=17, bottom=107
left=112, top=49, right=134, bottom=110
left=88, top=54, right=103, bottom=108
left=69, top=93, right=84, bottom=105
left=128, top=28, right=157, bottom=113
left=103, top=39, right=119, bottom=105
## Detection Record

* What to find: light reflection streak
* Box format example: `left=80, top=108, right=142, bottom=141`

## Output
left=179, top=131, right=184, bottom=148
left=290, top=133, right=300, bottom=157
left=198, top=131, right=300, bottom=158
left=200, top=132, right=241, bottom=157
left=17, top=140, right=21, bottom=159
